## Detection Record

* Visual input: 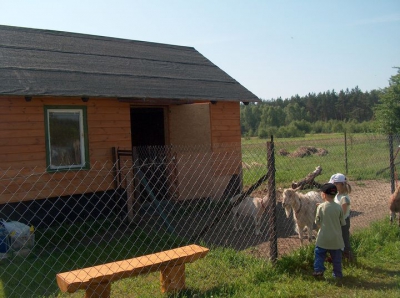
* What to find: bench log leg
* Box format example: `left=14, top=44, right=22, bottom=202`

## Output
left=160, top=264, right=185, bottom=293
left=85, top=282, right=111, bottom=298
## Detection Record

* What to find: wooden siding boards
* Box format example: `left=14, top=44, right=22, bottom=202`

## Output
left=0, top=99, right=243, bottom=203
left=169, top=102, right=241, bottom=200
left=168, top=102, right=242, bottom=201
left=210, top=102, right=242, bottom=198
left=210, top=102, right=242, bottom=151
left=0, top=96, right=131, bottom=203
left=210, top=102, right=241, bottom=146
left=168, top=104, right=211, bottom=200
left=169, top=104, right=211, bottom=146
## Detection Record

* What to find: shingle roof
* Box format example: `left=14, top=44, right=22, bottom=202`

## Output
left=0, top=25, right=260, bottom=103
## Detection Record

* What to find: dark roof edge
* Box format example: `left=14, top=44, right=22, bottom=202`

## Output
left=0, top=94, right=260, bottom=103
left=0, top=24, right=196, bottom=52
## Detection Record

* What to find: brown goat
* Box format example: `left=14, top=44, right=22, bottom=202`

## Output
left=389, top=186, right=400, bottom=226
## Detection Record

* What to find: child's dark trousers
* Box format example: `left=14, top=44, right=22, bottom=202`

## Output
left=314, top=246, right=343, bottom=278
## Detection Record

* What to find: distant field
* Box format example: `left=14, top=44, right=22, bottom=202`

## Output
left=241, top=133, right=391, bottom=188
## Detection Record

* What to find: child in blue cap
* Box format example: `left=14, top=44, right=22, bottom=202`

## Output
left=313, top=183, right=346, bottom=278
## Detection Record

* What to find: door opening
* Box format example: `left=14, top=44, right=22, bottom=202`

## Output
left=130, top=108, right=169, bottom=201
left=130, top=108, right=165, bottom=147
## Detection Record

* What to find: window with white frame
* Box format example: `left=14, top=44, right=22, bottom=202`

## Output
left=45, top=106, right=89, bottom=171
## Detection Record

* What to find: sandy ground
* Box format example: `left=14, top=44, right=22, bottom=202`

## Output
left=193, top=180, right=393, bottom=259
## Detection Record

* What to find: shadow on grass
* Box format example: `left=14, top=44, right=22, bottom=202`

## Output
left=354, top=263, right=399, bottom=277
left=334, top=273, right=399, bottom=291
left=304, top=261, right=400, bottom=291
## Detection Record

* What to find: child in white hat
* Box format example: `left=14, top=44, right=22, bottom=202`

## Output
left=329, top=173, right=354, bottom=262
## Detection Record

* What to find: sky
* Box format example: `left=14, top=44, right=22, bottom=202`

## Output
left=1, top=0, right=399, bottom=100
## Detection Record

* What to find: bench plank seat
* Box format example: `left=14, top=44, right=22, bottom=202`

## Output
left=56, top=244, right=209, bottom=297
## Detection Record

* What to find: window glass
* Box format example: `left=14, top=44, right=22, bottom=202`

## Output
left=45, top=107, right=88, bottom=170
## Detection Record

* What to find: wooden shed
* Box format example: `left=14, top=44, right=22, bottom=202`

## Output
left=0, top=25, right=260, bottom=224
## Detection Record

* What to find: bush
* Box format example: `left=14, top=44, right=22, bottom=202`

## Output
left=276, top=125, right=305, bottom=138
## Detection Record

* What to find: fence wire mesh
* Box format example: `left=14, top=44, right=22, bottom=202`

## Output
left=0, top=133, right=396, bottom=297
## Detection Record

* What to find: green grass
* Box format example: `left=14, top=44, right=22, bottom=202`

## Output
left=52, top=220, right=398, bottom=298
left=241, top=133, right=391, bottom=189
left=1, top=220, right=398, bottom=297
left=0, top=225, right=186, bottom=298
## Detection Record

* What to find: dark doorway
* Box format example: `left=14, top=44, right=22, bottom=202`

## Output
left=130, top=108, right=170, bottom=201
left=130, top=108, right=165, bottom=147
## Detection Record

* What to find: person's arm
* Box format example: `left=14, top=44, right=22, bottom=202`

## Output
left=315, top=205, right=321, bottom=228
left=341, top=203, right=348, bottom=215
left=341, top=196, right=350, bottom=215
left=339, top=208, right=346, bottom=226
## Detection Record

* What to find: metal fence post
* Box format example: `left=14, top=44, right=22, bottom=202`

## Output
left=389, top=134, right=395, bottom=194
left=344, top=131, right=348, bottom=175
left=267, top=136, right=278, bottom=264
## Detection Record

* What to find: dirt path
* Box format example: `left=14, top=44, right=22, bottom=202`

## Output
left=200, top=180, right=392, bottom=259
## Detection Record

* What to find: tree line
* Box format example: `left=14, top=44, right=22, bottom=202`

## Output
left=240, top=70, right=400, bottom=138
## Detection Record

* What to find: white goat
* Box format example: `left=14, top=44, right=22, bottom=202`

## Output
left=230, top=193, right=269, bottom=235
left=282, top=188, right=323, bottom=244
left=390, top=185, right=400, bottom=226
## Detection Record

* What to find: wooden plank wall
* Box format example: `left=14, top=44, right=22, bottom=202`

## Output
left=210, top=101, right=241, bottom=146
left=170, top=102, right=242, bottom=201
left=210, top=101, right=242, bottom=176
left=0, top=98, right=242, bottom=203
left=0, top=96, right=131, bottom=203
left=209, top=101, right=242, bottom=200
left=168, top=103, right=210, bottom=200
left=168, top=103, right=211, bottom=146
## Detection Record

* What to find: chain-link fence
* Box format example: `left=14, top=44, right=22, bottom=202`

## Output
left=0, top=133, right=396, bottom=297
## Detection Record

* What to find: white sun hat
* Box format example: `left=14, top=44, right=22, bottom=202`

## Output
left=329, top=173, right=346, bottom=183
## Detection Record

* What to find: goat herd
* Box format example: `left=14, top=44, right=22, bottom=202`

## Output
left=229, top=185, right=400, bottom=244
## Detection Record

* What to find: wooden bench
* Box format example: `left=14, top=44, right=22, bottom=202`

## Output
left=56, top=244, right=209, bottom=298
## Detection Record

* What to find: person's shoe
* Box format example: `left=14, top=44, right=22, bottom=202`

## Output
left=313, top=271, right=324, bottom=278
left=343, top=251, right=356, bottom=263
